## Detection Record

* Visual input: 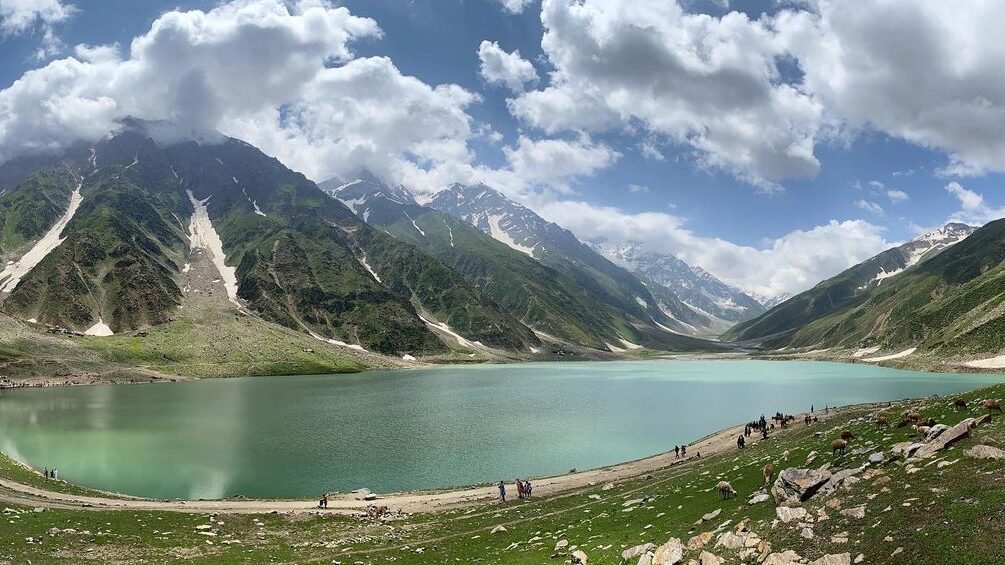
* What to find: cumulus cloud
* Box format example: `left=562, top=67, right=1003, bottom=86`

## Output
left=533, top=198, right=891, bottom=298
left=778, top=0, right=1005, bottom=177
left=494, top=0, right=534, bottom=14
left=0, top=0, right=495, bottom=184
left=508, top=0, right=1005, bottom=189
left=509, top=0, right=826, bottom=190
left=945, top=182, right=1005, bottom=226
left=477, top=40, right=538, bottom=92
left=1, top=0, right=77, bottom=59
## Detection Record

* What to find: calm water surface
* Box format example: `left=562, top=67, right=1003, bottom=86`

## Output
left=0, top=360, right=1000, bottom=499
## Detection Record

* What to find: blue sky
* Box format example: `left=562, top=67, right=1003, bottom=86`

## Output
left=2, top=0, right=1004, bottom=298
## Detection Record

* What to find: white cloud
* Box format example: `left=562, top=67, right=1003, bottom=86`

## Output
left=0, top=0, right=77, bottom=59
left=886, top=190, right=908, bottom=203
left=0, top=0, right=74, bottom=34
left=945, top=182, right=1005, bottom=226
left=532, top=198, right=890, bottom=298
left=778, top=0, right=1005, bottom=177
left=494, top=0, right=534, bottom=15
left=502, top=136, right=619, bottom=193
left=853, top=199, right=884, bottom=216
left=509, top=0, right=827, bottom=190
left=0, top=0, right=493, bottom=185
left=628, top=184, right=649, bottom=194
left=477, top=40, right=538, bottom=92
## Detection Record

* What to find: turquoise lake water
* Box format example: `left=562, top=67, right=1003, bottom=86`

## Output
left=0, top=360, right=1000, bottom=499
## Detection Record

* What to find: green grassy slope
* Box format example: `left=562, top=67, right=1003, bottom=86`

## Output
left=731, top=218, right=1005, bottom=355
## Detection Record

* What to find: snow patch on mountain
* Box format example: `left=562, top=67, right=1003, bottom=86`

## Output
left=0, top=177, right=84, bottom=294
left=187, top=190, right=240, bottom=307
left=487, top=213, right=535, bottom=256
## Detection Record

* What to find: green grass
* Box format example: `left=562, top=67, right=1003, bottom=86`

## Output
left=80, top=312, right=371, bottom=378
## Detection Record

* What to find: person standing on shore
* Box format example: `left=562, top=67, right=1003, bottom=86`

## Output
left=681, top=444, right=687, bottom=457
left=52, top=468, right=58, bottom=480
left=498, top=481, right=506, bottom=502
left=674, top=445, right=680, bottom=458
left=43, top=467, right=49, bottom=479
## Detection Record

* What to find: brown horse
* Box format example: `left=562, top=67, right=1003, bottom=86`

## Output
left=841, top=430, right=855, bottom=441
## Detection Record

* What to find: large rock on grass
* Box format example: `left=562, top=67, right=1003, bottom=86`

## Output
left=915, top=418, right=973, bottom=459
left=652, top=538, right=684, bottom=565
left=771, top=468, right=832, bottom=506
left=965, top=445, right=1005, bottom=459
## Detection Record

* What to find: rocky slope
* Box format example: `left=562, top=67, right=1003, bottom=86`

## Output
left=726, top=223, right=978, bottom=348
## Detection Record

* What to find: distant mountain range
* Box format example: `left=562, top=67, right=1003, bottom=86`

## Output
left=726, top=222, right=981, bottom=352
left=322, top=176, right=724, bottom=349
left=590, top=241, right=766, bottom=331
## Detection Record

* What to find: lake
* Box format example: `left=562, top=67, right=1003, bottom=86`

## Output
left=0, top=360, right=1000, bottom=499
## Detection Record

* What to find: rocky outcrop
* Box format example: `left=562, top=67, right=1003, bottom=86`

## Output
left=915, top=418, right=973, bottom=458
left=623, top=543, right=656, bottom=561
left=771, top=468, right=832, bottom=506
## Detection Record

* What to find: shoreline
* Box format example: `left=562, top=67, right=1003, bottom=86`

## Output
left=5, top=348, right=1003, bottom=390
left=0, top=400, right=883, bottom=515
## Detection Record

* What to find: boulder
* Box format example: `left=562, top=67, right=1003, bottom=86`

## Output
left=555, top=540, right=569, bottom=552
left=915, top=418, right=973, bottom=458
left=623, top=543, right=656, bottom=561
left=638, top=554, right=653, bottom=565
left=925, top=424, right=949, bottom=441
left=965, top=444, right=1005, bottom=459
left=810, top=554, right=851, bottom=565
left=839, top=505, right=866, bottom=520
left=748, top=493, right=771, bottom=505
left=699, top=551, right=724, bottom=565
left=491, top=525, right=507, bottom=534
left=817, top=466, right=865, bottom=497
left=652, top=538, right=684, bottom=565
left=688, top=532, right=713, bottom=550
left=714, top=532, right=745, bottom=550
left=571, top=549, right=589, bottom=564
left=771, top=468, right=832, bottom=506
left=973, top=414, right=992, bottom=428
left=776, top=506, right=808, bottom=524
left=868, top=452, right=884, bottom=464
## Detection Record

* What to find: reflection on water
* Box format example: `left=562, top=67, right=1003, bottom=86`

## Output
left=0, top=360, right=1000, bottom=499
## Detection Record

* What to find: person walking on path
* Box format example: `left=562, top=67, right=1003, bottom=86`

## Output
left=498, top=481, right=506, bottom=502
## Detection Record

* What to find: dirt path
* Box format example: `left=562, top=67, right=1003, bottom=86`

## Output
left=0, top=405, right=869, bottom=516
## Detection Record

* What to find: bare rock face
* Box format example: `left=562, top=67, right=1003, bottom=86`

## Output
left=965, top=444, right=1005, bottom=459
left=772, top=468, right=833, bottom=506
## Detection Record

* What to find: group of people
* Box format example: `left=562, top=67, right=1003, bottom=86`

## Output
left=745, top=416, right=770, bottom=440
left=42, top=467, right=58, bottom=480
left=497, top=479, right=533, bottom=502
left=673, top=443, right=688, bottom=458
left=318, top=494, right=329, bottom=509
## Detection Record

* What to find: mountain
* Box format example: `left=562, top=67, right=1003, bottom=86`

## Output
left=755, top=292, right=792, bottom=310
left=0, top=124, right=539, bottom=359
left=725, top=222, right=979, bottom=348
left=592, top=241, right=765, bottom=330
left=322, top=176, right=722, bottom=351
